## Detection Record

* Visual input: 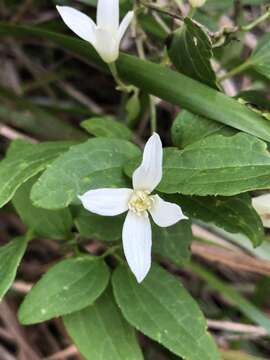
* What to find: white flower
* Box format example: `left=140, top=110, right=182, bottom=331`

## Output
left=188, top=0, right=206, bottom=8
left=79, top=133, right=187, bottom=283
left=252, top=194, right=270, bottom=228
left=56, top=0, right=134, bottom=63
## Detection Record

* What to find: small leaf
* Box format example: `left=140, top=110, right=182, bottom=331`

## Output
left=250, top=32, right=270, bottom=79
left=153, top=219, right=192, bottom=265
left=169, top=18, right=217, bottom=88
left=113, top=264, right=220, bottom=360
left=81, top=116, right=132, bottom=140
left=74, top=207, right=123, bottom=241
left=126, top=90, right=141, bottom=125
left=31, top=138, right=140, bottom=209
left=63, top=288, right=143, bottom=360
left=13, top=177, right=73, bottom=240
left=171, top=110, right=236, bottom=148
left=174, top=194, right=264, bottom=247
left=0, top=236, right=28, bottom=300
left=0, top=139, right=73, bottom=208
left=19, top=257, right=109, bottom=324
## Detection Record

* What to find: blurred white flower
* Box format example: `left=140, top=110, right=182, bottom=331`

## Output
left=79, top=133, right=187, bottom=283
left=189, top=0, right=206, bottom=8
left=252, top=194, right=270, bottom=228
left=56, top=0, right=133, bottom=63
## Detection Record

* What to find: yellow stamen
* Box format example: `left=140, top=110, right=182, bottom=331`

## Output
left=128, top=190, right=154, bottom=216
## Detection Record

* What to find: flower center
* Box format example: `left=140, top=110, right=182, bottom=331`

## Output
left=128, top=190, right=154, bottom=215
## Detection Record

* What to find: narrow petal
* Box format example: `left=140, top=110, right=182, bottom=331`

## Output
left=56, top=6, right=96, bottom=44
left=122, top=211, right=152, bottom=283
left=150, top=195, right=187, bottom=227
left=117, top=11, right=134, bottom=42
left=97, top=0, right=119, bottom=31
left=79, top=188, right=132, bottom=216
left=95, top=28, right=119, bottom=63
left=252, top=194, right=270, bottom=228
left=133, top=132, right=163, bottom=192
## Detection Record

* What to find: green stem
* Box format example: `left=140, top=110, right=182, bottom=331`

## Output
left=108, top=62, right=130, bottom=92
left=101, top=245, right=121, bottom=259
left=241, top=10, right=270, bottom=31
left=218, top=60, right=252, bottom=82
left=149, top=96, right=157, bottom=133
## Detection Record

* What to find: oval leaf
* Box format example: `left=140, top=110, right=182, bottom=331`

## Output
left=19, top=257, right=110, bottom=324
left=113, top=264, right=220, bottom=360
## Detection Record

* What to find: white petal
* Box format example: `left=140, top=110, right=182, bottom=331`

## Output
left=122, top=211, right=152, bottom=283
left=56, top=6, right=96, bottom=44
left=97, top=0, right=119, bottom=31
left=79, top=188, right=132, bottom=216
left=150, top=195, right=187, bottom=227
left=133, top=132, right=163, bottom=192
left=117, top=11, right=134, bottom=42
left=94, top=28, right=119, bottom=63
left=252, top=194, right=270, bottom=228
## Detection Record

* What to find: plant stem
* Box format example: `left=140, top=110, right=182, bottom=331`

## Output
left=241, top=9, right=270, bottom=31
left=108, top=62, right=132, bottom=93
left=218, top=60, right=252, bottom=82
left=149, top=96, right=157, bottom=133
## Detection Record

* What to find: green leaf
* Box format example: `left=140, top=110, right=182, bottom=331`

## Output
left=0, top=236, right=28, bottom=300
left=174, top=194, right=264, bottom=247
left=113, top=264, right=220, bottom=360
left=75, top=207, right=122, bottom=241
left=153, top=219, right=192, bottom=265
left=19, top=257, right=109, bottom=324
left=0, top=139, right=73, bottom=208
left=250, top=32, right=270, bottom=79
left=63, top=288, right=143, bottom=360
left=171, top=110, right=235, bottom=148
left=1, top=25, right=270, bottom=141
left=13, top=177, right=73, bottom=240
left=189, top=262, right=270, bottom=335
left=159, top=133, right=270, bottom=196
left=169, top=18, right=217, bottom=88
left=31, top=138, right=140, bottom=210
left=81, top=116, right=132, bottom=140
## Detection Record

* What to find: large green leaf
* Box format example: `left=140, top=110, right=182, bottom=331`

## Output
left=171, top=110, right=235, bottom=148
left=158, top=133, right=270, bottom=196
left=63, top=288, right=143, bottom=360
left=81, top=116, right=132, bottom=140
left=153, top=219, right=192, bottom=265
left=0, top=140, right=72, bottom=208
left=113, top=264, right=220, bottom=360
left=173, top=194, right=264, bottom=247
left=74, top=207, right=123, bottom=241
left=169, top=18, right=217, bottom=88
left=0, top=236, right=28, bottom=300
left=19, top=257, right=109, bottom=324
left=250, top=32, right=270, bottom=80
left=1, top=25, right=270, bottom=141
left=13, top=177, right=73, bottom=240
left=31, top=138, right=140, bottom=210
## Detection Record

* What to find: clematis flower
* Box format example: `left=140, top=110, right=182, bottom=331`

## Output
left=252, top=194, right=270, bottom=228
left=56, top=0, right=134, bottom=63
left=79, top=133, right=187, bottom=283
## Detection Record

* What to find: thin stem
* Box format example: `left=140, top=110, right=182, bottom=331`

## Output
left=187, top=7, right=196, bottom=18
left=241, top=9, right=270, bottom=31
left=101, top=245, right=121, bottom=259
left=149, top=96, right=157, bottom=133
left=218, top=60, right=252, bottom=82
left=139, top=0, right=184, bottom=21
left=108, top=62, right=129, bottom=92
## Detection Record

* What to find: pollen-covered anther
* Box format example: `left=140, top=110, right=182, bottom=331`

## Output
left=128, top=190, right=154, bottom=215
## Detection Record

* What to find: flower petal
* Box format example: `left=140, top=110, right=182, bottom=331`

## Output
left=133, top=132, right=163, bottom=192
left=122, top=211, right=152, bottom=283
left=252, top=194, right=270, bottom=228
left=95, top=28, right=119, bottom=63
left=97, top=0, right=119, bottom=31
left=150, top=195, right=187, bottom=227
left=56, top=6, right=96, bottom=44
left=117, top=11, right=134, bottom=42
left=79, top=188, right=132, bottom=216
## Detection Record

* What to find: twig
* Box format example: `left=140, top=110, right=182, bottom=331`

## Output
left=207, top=319, right=268, bottom=337
left=43, top=345, right=78, bottom=360
left=0, top=124, right=37, bottom=143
